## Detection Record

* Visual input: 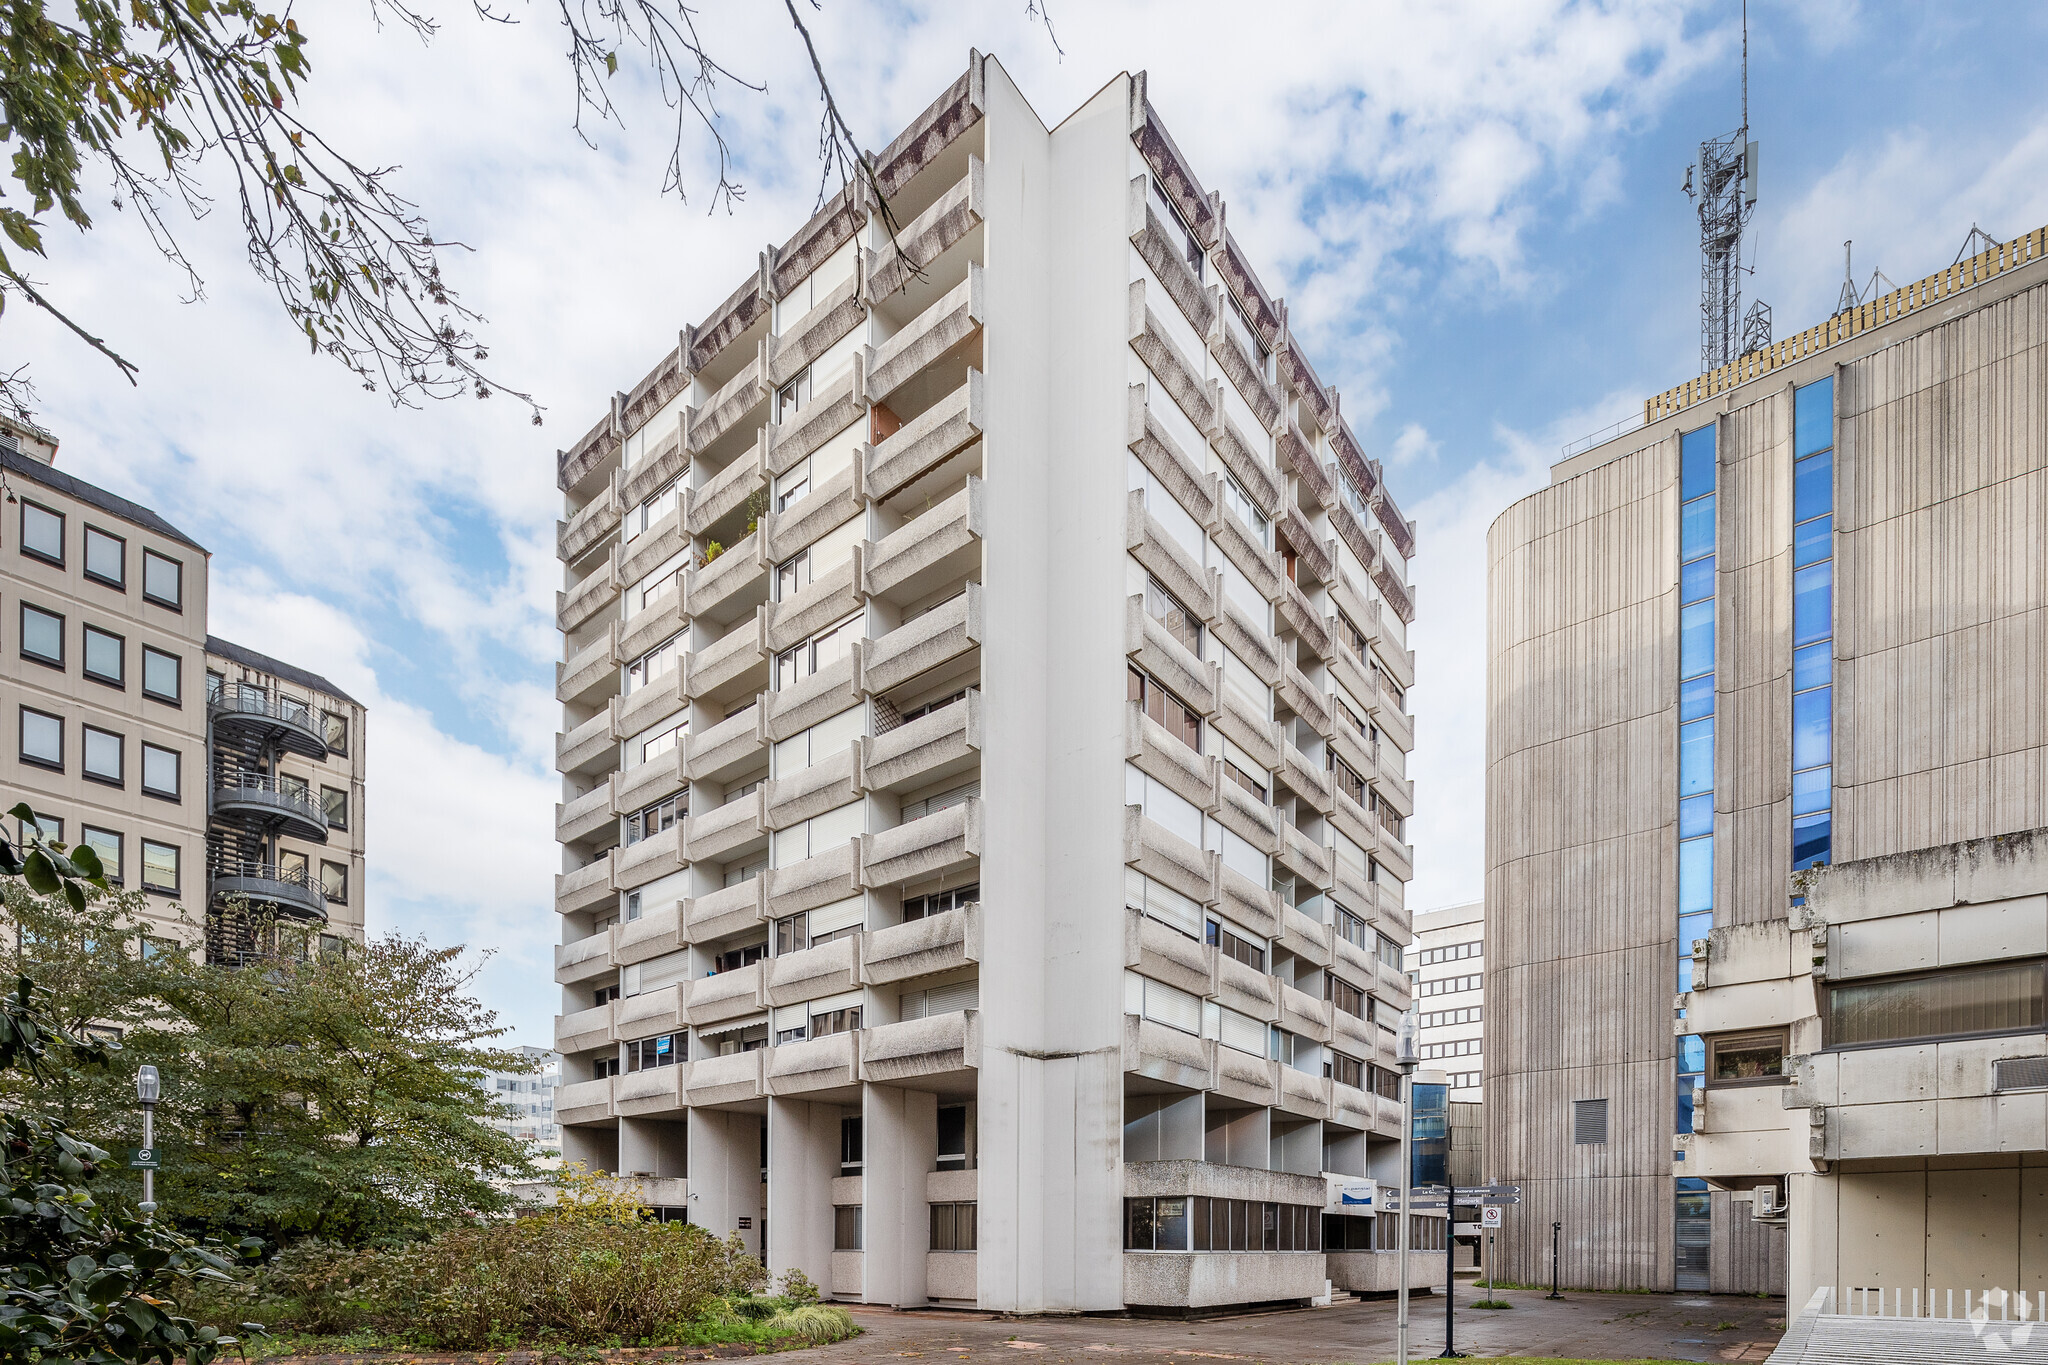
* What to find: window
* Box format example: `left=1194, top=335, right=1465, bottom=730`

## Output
left=593, top=982, right=622, bottom=1006
left=1325, top=1050, right=1364, bottom=1089
left=279, top=849, right=309, bottom=884
left=321, top=786, right=348, bottom=830
left=902, top=884, right=979, bottom=922
left=937, top=1104, right=970, bottom=1171
left=20, top=500, right=63, bottom=564
left=1421, top=1039, right=1482, bottom=1059
left=774, top=547, right=810, bottom=600
left=592, top=1055, right=621, bottom=1079
left=323, top=711, right=348, bottom=754
left=1326, top=975, right=1366, bottom=1020
left=79, top=527, right=127, bottom=587
left=82, top=826, right=122, bottom=883
left=625, top=793, right=683, bottom=844
left=1334, top=905, right=1370, bottom=951
left=930, top=1201, right=978, bottom=1251
left=81, top=725, right=123, bottom=785
left=1128, top=665, right=1200, bottom=751
left=833, top=1205, right=862, bottom=1251
left=320, top=860, right=348, bottom=903
left=1376, top=932, right=1404, bottom=971
left=138, top=646, right=180, bottom=703
left=773, top=914, right=809, bottom=956
left=20, top=603, right=63, bottom=666
left=141, top=550, right=182, bottom=608
left=1706, top=1029, right=1787, bottom=1085
left=627, top=1033, right=681, bottom=1070
left=1223, top=755, right=1267, bottom=804
left=1421, top=1007, right=1482, bottom=1027
left=640, top=722, right=687, bottom=765
left=1572, top=1098, right=1610, bottom=1145
left=1331, top=756, right=1366, bottom=807
left=839, top=1115, right=863, bottom=1175
left=812, top=1003, right=862, bottom=1038
left=19, top=707, right=62, bottom=769
left=1217, top=472, right=1268, bottom=548
left=140, top=839, right=180, bottom=895
left=1207, top=920, right=1265, bottom=971
left=1125, top=869, right=1202, bottom=938
left=141, top=935, right=180, bottom=963
left=1826, top=960, right=2045, bottom=1049
left=83, top=625, right=124, bottom=686
left=1368, top=1065, right=1401, bottom=1101
left=140, top=743, right=180, bottom=800
left=1419, top=973, right=1483, bottom=998
left=628, top=638, right=681, bottom=693
left=1143, top=578, right=1200, bottom=656
left=1135, top=1198, right=1324, bottom=1253
left=1419, top=941, right=1483, bottom=966
left=776, top=613, right=861, bottom=690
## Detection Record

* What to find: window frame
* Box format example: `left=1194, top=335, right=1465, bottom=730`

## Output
left=19, top=499, right=64, bottom=566
left=320, top=860, right=348, bottom=903
left=140, top=645, right=181, bottom=704
left=19, top=602, right=64, bottom=668
left=82, top=623, right=125, bottom=688
left=139, top=839, right=181, bottom=895
left=321, top=785, right=349, bottom=830
left=81, top=825, right=123, bottom=884
left=82, top=525, right=128, bottom=588
left=18, top=705, right=63, bottom=770
left=1823, top=959, right=2047, bottom=1052
left=80, top=723, right=124, bottom=787
left=1704, top=1028, right=1790, bottom=1086
left=139, top=741, right=182, bottom=801
left=140, top=549, right=184, bottom=610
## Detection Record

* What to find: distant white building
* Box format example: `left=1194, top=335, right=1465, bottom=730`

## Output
left=484, top=1045, right=561, bottom=1156
left=1406, top=902, right=1482, bottom=1100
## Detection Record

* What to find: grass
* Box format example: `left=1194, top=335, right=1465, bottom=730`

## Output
left=240, top=1308, right=860, bottom=1360
left=1470, top=1298, right=1513, bottom=1309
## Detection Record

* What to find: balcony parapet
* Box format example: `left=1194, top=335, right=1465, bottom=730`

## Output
left=1126, top=80, right=1218, bottom=249
left=615, top=667, right=689, bottom=750
left=685, top=611, right=768, bottom=710
left=863, top=903, right=978, bottom=986
left=1278, top=662, right=1330, bottom=739
left=861, top=799, right=979, bottom=890
left=1126, top=279, right=1212, bottom=438
left=1122, top=1013, right=1211, bottom=1093
left=867, top=157, right=984, bottom=302
left=1212, top=1041, right=1278, bottom=1107
left=622, top=425, right=689, bottom=512
left=618, top=982, right=687, bottom=1041
left=209, top=772, right=328, bottom=841
left=872, top=56, right=985, bottom=200
left=686, top=431, right=768, bottom=540
left=1279, top=337, right=1335, bottom=435
left=612, top=745, right=685, bottom=820
left=1208, top=312, right=1284, bottom=436
left=614, top=1061, right=688, bottom=1117
left=1127, top=704, right=1216, bottom=819
left=769, top=351, right=867, bottom=476
left=687, top=960, right=765, bottom=1027
left=1125, top=908, right=1210, bottom=1001
left=686, top=788, right=766, bottom=866
left=1211, top=772, right=1278, bottom=856
left=763, top=647, right=860, bottom=742
left=1211, top=591, right=1281, bottom=685
left=687, top=258, right=771, bottom=376
left=1326, top=498, right=1381, bottom=591
left=619, top=897, right=686, bottom=964
left=1209, top=409, right=1281, bottom=522
left=555, top=854, right=616, bottom=917
left=770, top=273, right=864, bottom=390
left=554, top=1075, right=616, bottom=1126
left=1122, top=807, right=1218, bottom=911
left=1124, top=491, right=1211, bottom=631
left=559, top=474, right=623, bottom=564
left=1277, top=580, right=1330, bottom=663
left=1277, top=741, right=1331, bottom=815
left=765, top=549, right=863, bottom=656
left=620, top=504, right=687, bottom=587
left=1373, top=687, right=1415, bottom=757
left=685, top=700, right=765, bottom=784
left=1126, top=386, right=1214, bottom=523
left=1279, top=823, right=1332, bottom=893
left=685, top=530, right=768, bottom=627
left=1127, top=178, right=1214, bottom=340
left=1330, top=1007, right=1375, bottom=1062
left=1214, top=952, right=1277, bottom=1023
left=774, top=181, right=865, bottom=294
left=1210, top=682, right=1278, bottom=776
left=685, top=1048, right=765, bottom=1107
left=864, top=584, right=979, bottom=697
left=1277, top=1061, right=1328, bottom=1118
left=556, top=783, right=614, bottom=847
left=618, top=584, right=685, bottom=666
left=1207, top=481, right=1282, bottom=603
left=615, top=823, right=684, bottom=892
left=1376, top=956, right=1412, bottom=1008
left=557, top=622, right=621, bottom=706
left=868, top=265, right=982, bottom=404
left=555, top=928, right=616, bottom=985
left=767, top=839, right=863, bottom=919
left=765, top=744, right=860, bottom=833
left=1217, top=863, right=1280, bottom=941
left=557, top=408, right=619, bottom=499
left=1279, top=984, right=1331, bottom=1046
left=1280, top=902, right=1332, bottom=966
left=684, top=876, right=765, bottom=947
left=1125, top=595, right=1214, bottom=717
left=1373, top=557, right=1416, bottom=626
left=687, top=339, right=770, bottom=457
left=768, top=1030, right=860, bottom=1096
left=209, top=688, right=328, bottom=760
left=767, top=934, right=861, bottom=1007
left=865, top=370, right=982, bottom=504
left=557, top=1000, right=617, bottom=1054
left=862, top=691, right=978, bottom=795
left=763, top=454, right=865, bottom=565
left=861, top=1009, right=979, bottom=1085
left=865, top=477, right=982, bottom=605
left=1277, top=424, right=1331, bottom=510
left=1282, top=511, right=1333, bottom=588
left=556, top=709, right=615, bottom=777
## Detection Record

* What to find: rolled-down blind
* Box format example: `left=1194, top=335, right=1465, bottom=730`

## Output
left=1217, top=1006, right=1266, bottom=1057
left=809, top=896, right=866, bottom=936
left=902, top=782, right=980, bottom=823
left=1573, top=1098, right=1609, bottom=1145
left=808, top=989, right=864, bottom=1017
left=926, top=979, right=980, bottom=1014
left=772, top=1003, right=808, bottom=1032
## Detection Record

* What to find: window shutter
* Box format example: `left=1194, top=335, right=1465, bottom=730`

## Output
left=900, top=990, right=928, bottom=1020
left=772, top=1004, right=808, bottom=1032
left=1573, top=1098, right=1610, bottom=1145
left=926, top=979, right=981, bottom=1015
left=809, top=896, right=866, bottom=936
left=1218, top=1006, right=1266, bottom=1056
left=1141, top=977, right=1202, bottom=1035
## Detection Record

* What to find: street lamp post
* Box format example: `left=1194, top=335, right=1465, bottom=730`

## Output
left=136, top=1065, right=160, bottom=1219
left=1396, top=1010, right=1419, bottom=1365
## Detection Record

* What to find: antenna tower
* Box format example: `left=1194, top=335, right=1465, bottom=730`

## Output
left=1684, top=0, right=1764, bottom=372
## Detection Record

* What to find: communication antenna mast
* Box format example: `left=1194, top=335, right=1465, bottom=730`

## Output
left=1683, top=0, right=1766, bottom=371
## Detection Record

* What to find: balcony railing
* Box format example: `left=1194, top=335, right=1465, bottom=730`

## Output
left=207, top=685, right=328, bottom=758
left=211, top=771, right=330, bottom=839
left=209, top=857, right=328, bottom=921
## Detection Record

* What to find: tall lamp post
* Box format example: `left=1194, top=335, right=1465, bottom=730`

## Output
left=136, top=1065, right=160, bottom=1219
left=1395, top=1010, right=1419, bottom=1365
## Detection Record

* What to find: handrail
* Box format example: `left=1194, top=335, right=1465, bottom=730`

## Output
left=211, top=857, right=322, bottom=894
left=208, top=686, right=322, bottom=737
left=214, top=771, right=326, bottom=823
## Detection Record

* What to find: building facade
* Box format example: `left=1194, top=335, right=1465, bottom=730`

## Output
left=1485, top=226, right=2048, bottom=1294
left=0, top=415, right=367, bottom=958
left=1407, top=901, right=1483, bottom=1098
left=549, top=55, right=1429, bottom=1311
left=486, top=1044, right=563, bottom=1156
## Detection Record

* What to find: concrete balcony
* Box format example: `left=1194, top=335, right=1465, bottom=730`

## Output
left=864, top=584, right=980, bottom=697
left=765, top=745, right=860, bottom=833
left=863, top=903, right=979, bottom=986
left=613, top=749, right=685, bottom=821
left=687, top=346, right=769, bottom=457
left=1330, top=927, right=1377, bottom=985
left=768, top=935, right=861, bottom=1006
left=1277, top=822, right=1331, bottom=891
left=865, top=369, right=983, bottom=504
left=1373, top=830, right=1415, bottom=885
left=559, top=476, right=622, bottom=564
left=1128, top=704, right=1217, bottom=818
left=1129, top=189, right=1214, bottom=340
left=556, top=709, right=616, bottom=777
left=865, top=478, right=982, bottom=606
left=861, top=1009, right=980, bottom=1085
left=1211, top=1042, right=1279, bottom=1108
left=687, top=532, right=768, bottom=627
left=1212, top=774, right=1279, bottom=857
left=1373, top=685, right=1415, bottom=756
left=557, top=1000, right=617, bottom=1054
left=1327, top=787, right=1375, bottom=861
left=1214, top=953, right=1277, bottom=1023
left=555, top=1076, right=616, bottom=1126
left=685, top=1048, right=765, bottom=1107
left=1211, top=320, right=1284, bottom=439
left=1126, top=595, right=1215, bottom=717
left=1279, top=904, right=1332, bottom=969
left=762, top=647, right=860, bottom=743
left=1124, top=491, right=1211, bottom=633
left=1123, top=807, right=1217, bottom=911
left=617, top=982, right=687, bottom=1041
left=1277, top=740, right=1332, bottom=815
left=1122, top=1013, right=1211, bottom=1092
left=1377, top=751, right=1416, bottom=819
left=620, top=504, right=687, bottom=586
left=770, top=272, right=863, bottom=389
left=686, top=611, right=768, bottom=709
left=867, top=156, right=983, bottom=302
left=867, top=265, right=982, bottom=404
left=762, top=455, right=864, bottom=565
left=555, top=929, right=616, bottom=986
left=1125, top=908, right=1210, bottom=1001
left=685, top=702, right=765, bottom=785
left=1126, top=277, right=1213, bottom=437
left=557, top=624, right=620, bottom=706
left=767, top=1030, right=860, bottom=1096
left=615, top=824, right=684, bottom=892
left=618, top=585, right=686, bottom=666
left=555, top=856, right=615, bottom=916
left=1280, top=583, right=1333, bottom=667
left=684, top=877, right=765, bottom=946
left=1330, top=1008, right=1375, bottom=1062
left=558, top=553, right=622, bottom=636
left=1211, top=684, right=1278, bottom=776
left=618, top=897, right=686, bottom=964
left=861, top=799, right=980, bottom=890
left=1375, top=957, right=1412, bottom=1009
left=686, top=434, right=768, bottom=539
left=1210, top=496, right=1282, bottom=603
left=1216, top=864, right=1280, bottom=941
left=767, top=840, right=862, bottom=919
left=614, top=1062, right=688, bottom=1117
left=766, top=548, right=863, bottom=655
left=615, top=665, right=689, bottom=746
left=557, top=783, right=615, bottom=847
left=1328, top=1250, right=1446, bottom=1296
left=686, top=789, right=766, bottom=865
left=1278, top=662, right=1330, bottom=737
left=1126, top=386, right=1215, bottom=523
left=687, top=960, right=766, bottom=1027
left=769, top=353, right=866, bottom=475
left=1277, top=1061, right=1328, bottom=1118
left=1279, top=985, right=1331, bottom=1046
left=862, top=692, right=978, bottom=795
left=1327, top=1075, right=1374, bottom=1131
left=1213, top=591, right=1281, bottom=684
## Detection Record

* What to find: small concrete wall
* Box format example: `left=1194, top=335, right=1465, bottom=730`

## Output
left=830, top=1250, right=863, bottom=1299
left=927, top=1251, right=978, bottom=1303
left=1123, top=1252, right=1326, bottom=1309
left=1327, top=1250, right=1448, bottom=1295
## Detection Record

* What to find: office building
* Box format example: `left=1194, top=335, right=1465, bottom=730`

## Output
left=485, top=1044, right=563, bottom=1156
left=1485, top=225, right=2048, bottom=1297
left=0, top=414, right=367, bottom=958
left=1407, top=901, right=1483, bottom=1099
left=549, top=55, right=1430, bottom=1311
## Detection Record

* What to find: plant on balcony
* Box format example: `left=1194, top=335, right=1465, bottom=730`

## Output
left=704, top=540, right=726, bottom=563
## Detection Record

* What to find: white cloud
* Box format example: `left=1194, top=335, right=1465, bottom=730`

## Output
left=1389, top=423, right=1440, bottom=469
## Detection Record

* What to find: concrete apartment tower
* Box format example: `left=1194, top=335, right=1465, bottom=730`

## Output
left=0, top=415, right=367, bottom=957
left=1485, top=226, right=2048, bottom=1299
left=549, top=56, right=1427, bottom=1312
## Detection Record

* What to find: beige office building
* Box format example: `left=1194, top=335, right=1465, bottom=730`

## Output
left=1408, top=901, right=1484, bottom=1100
left=0, top=415, right=366, bottom=957
left=1485, top=226, right=2048, bottom=1300
left=549, top=55, right=1435, bottom=1311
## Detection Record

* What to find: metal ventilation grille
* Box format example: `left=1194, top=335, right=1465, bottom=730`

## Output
left=1994, top=1056, right=2048, bottom=1092
left=1573, top=1097, right=1610, bottom=1145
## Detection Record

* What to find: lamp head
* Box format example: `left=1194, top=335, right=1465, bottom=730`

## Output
left=1396, top=1009, right=1419, bottom=1069
left=136, top=1065, right=161, bottom=1104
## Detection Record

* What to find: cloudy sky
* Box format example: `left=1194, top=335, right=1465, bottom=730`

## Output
left=14, top=0, right=2048, bottom=1046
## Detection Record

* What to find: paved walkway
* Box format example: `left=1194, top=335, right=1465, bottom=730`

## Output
left=805, top=1287, right=1786, bottom=1364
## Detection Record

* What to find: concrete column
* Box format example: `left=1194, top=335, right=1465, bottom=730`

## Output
left=560, top=1123, right=618, bottom=1174
left=690, top=1108, right=764, bottom=1257
left=767, top=1097, right=839, bottom=1292
left=864, top=1084, right=939, bottom=1306
left=618, top=1115, right=686, bottom=1177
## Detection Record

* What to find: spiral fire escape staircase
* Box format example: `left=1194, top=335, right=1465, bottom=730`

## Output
left=205, top=678, right=331, bottom=964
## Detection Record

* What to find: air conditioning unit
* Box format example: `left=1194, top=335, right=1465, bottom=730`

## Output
left=1753, top=1185, right=1785, bottom=1217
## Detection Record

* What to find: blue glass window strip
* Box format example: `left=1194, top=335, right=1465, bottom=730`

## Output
left=1679, top=1034, right=1706, bottom=1073
left=1678, top=837, right=1713, bottom=915
left=1793, top=561, right=1834, bottom=647
left=1792, top=765, right=1832, bottom=816
left=1676, top=956, right=1695, bottom=996
left=1681, top=494, right=1716, bottom=563
left=1795, top=376, right=1834, bottom=460
left=1679, top=601, right=1715, bottom=681
left=1678, top=912, right=1713, bottom=954
left=1793, top=642, right=1832, bottom=692
left=1794, top=512, right=1832, bottom=567
left=1792, top=687, right=1833, bottom=770
left=1679, top=793, right=1713, bottom=839
left=1681, top=425, right=1717, bottom=501
left=1679, top=674, right=1714, bottom=722
left=1793, top=811, right=1833, bottom=870
left=1681, top=554, right=1715, bottom=606
left=1794, top=449, right=1834, bottom=525
left=1679, top=719, right=1714, bottom=797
